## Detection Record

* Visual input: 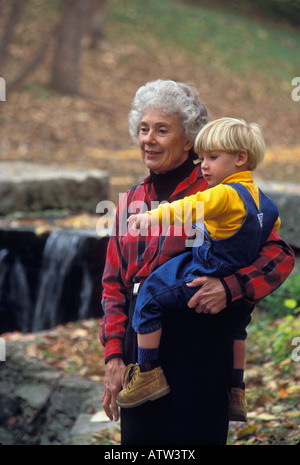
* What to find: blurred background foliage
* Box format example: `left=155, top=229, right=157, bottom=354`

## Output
left=105, top=0, right=300, bottom=83
left=0, top=0, right=299, bottom=186
left=0, top=0, right=300, bottom=201
left=181, top=0, right=300, bottom=26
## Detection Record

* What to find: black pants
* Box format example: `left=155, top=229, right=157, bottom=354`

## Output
left=121, top=293, right=233, bottom=445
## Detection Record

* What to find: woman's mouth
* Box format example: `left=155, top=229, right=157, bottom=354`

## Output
left=145, top=150, right=161, bottom=158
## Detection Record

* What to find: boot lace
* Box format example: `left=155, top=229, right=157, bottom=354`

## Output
left=123, top=363, right=139, bottom=390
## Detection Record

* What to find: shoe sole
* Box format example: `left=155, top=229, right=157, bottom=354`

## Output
left=117, top=385, right=171, bottom=408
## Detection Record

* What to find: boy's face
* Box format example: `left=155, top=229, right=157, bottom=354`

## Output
left=198, top=150, right=242, bottom=187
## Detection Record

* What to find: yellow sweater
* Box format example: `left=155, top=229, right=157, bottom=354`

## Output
left=148, top=171, right=280, bottom=239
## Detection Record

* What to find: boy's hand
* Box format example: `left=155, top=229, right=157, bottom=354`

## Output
left=128, top=213, right=152, bottom=231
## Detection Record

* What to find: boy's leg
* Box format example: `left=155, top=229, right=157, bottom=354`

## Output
left=118, top=252, right=199, bottom=409
left=137, top=329, right=161, bottom=368
left=229, top=339, right=247, bottom=422
left=232, top=339, right=246, bottom=385
left=121, top=295, right=171, bottom=445
left=132, top=251, right=198, bottom=335
left=116, top=361, right=170, bottom=408
left=117, top=327, right=170, bottom=408
left=138, top=329, right=162, bottom=349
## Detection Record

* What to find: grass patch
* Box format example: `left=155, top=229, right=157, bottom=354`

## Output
left=106, top=0, right=300, bottom=84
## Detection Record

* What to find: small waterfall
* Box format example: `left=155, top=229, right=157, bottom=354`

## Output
left=0, top=228, right=109, bottom=334
left=0, top=248, right=33, bottom=333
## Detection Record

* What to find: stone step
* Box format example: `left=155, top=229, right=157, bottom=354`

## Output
left=0, top=338, right=114, bottom=445
left=68, top=411, right=118, bottom=445
left=255, top=178, right=300, bottom=249
left=0, top=162, right=109, bottom=215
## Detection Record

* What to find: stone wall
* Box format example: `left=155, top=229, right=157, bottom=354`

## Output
left=0, top=338, right=114, bottom=445
left=255, top=179, right=300, bottom=249
left=0, top=162, right=109, bottom=215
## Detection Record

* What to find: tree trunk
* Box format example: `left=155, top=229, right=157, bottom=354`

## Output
left=87, top=0, right=108, bottom=49
left=0, top=0, right=26, bottom=68
left=49, top=0, right=89, bottom=95
left=7, top=22, right=59, bottom=95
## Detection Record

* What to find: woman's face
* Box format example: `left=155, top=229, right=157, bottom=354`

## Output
left=138, top=108, right=193, bottom=174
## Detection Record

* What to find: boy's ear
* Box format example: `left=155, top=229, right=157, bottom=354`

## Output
left=236, top=149, right=248, bottom=167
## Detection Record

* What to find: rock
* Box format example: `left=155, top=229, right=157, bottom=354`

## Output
left=255, top=179, right=300, bottom=249
left=0, top=383, right=19, bottom=422
left=0, top=339, right=106, bottom=445
left=0, top=162, right=110, bottom=215
left=15, top=383, right=51, bottom=409
left=70, top=413, right=112, bottom=435
left=0, top=427, right=14, bottom=445
left=50, top=376, right=101, bottom=418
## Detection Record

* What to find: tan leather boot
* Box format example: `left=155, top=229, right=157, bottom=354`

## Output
left=229, top=385, right=247, bottom=422
left=117, top=363, right=170, bottom=408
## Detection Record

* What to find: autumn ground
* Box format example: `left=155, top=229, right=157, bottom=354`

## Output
left=0, top=0, right=299, bottom=446
left=2, top=312, right=299, bottom=446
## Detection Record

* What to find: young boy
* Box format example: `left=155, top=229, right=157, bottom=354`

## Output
left=116, top=118, right=280, bottom=420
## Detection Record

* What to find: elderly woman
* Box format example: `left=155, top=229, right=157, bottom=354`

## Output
left=100, top=80, right=294, bottom=445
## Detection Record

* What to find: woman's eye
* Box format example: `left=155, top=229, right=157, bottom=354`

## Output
left=158, top=128, right=168, bottom=135
left=140, top=127, right=148, bottom=134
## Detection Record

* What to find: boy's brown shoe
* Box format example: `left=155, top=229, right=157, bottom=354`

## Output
left=116, top=363, right=170, bottom=408
left=229, top=384, right=247, bottom=422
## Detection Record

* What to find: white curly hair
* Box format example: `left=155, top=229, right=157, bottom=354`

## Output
left=128, top=79, right=210, bottom=145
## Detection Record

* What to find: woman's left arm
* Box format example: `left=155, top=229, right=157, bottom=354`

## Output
left=187, top=230, right=295, bottom=313
left=222, top=230, right=295, bottom=306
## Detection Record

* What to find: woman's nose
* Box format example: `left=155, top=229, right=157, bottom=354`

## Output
left=144, top=129, right=156, bottom=144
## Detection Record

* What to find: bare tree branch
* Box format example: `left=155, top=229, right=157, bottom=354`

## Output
left=87, top=0, right=108, bottom=49
left=0, top=0, right=26, bottom=68
left=6, top=21, right=60, bottom=94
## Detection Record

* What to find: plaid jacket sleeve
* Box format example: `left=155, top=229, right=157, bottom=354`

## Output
left=99, top=195, right=131, bottom=362
left=222, top=230, right=295, bottom=307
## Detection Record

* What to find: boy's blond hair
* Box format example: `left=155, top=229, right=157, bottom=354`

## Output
left=194, top=117, right=265, bottom=171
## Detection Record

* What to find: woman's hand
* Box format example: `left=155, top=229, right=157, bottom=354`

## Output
left=101, top=357, right=126, bottom=421
left=128, top=213, right=152, bottom=231
left=186, top=276, right=227, bottom=314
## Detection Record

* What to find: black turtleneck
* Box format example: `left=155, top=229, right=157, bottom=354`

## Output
left=150, top=156, right=196, bottom=202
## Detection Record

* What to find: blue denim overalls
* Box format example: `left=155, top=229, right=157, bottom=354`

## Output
left=132, top=183, right=279, bottom=335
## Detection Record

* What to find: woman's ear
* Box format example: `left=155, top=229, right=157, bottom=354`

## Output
left=184, top=140, right=194, bottom=152
left=236, top=149, right=249, bottom=167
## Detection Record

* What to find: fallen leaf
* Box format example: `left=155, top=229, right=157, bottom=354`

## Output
left=35, top=225, right=55, bottom=235
left=279, top=358, right=292, bottom=367
left=70, top=328, right=88, bottom=339
left=237, top=424, right=257, bottom=439
left=278, top=387, right=289, bottom=398
left=90, top=411, right=110, bottom=423
left=257, top=432, right=271, bottom=439
left=286, top=385, right=300, bottom=395
left=284, top=411, right=300, bottom=419
left=284, top=299, right=297, bottom=309
left=256, top=413, right=277, bottom=421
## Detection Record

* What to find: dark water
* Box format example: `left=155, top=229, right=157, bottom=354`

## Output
left=0, top=228, right=108, bottom=333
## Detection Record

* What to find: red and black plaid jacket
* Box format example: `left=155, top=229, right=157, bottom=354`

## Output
left=100, top=164, right=295, bottom=362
